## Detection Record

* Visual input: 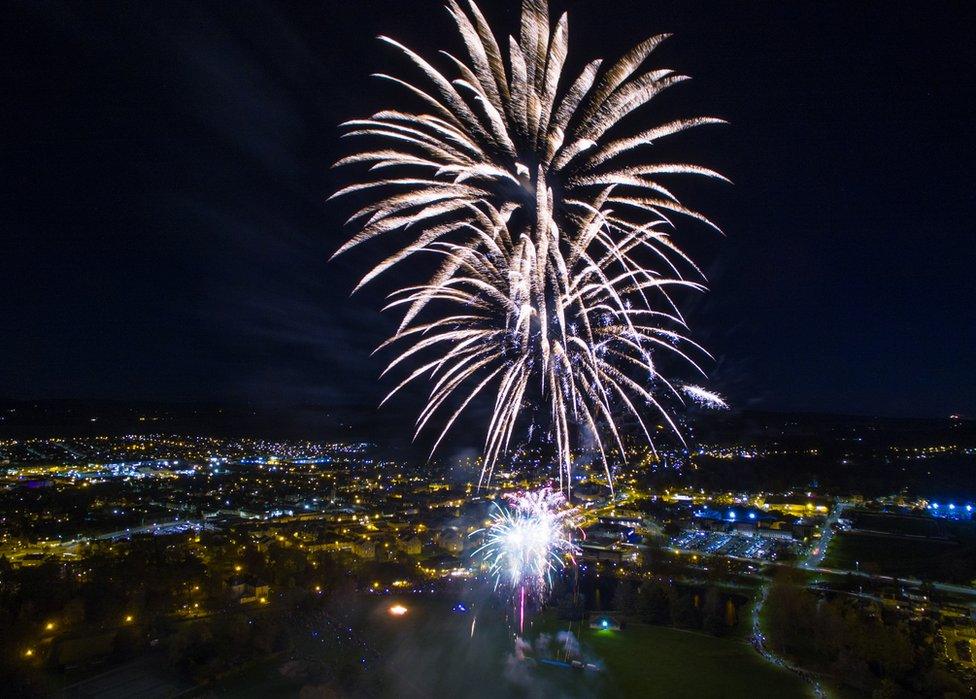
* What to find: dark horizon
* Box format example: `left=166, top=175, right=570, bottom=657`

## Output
left=2, top=396, right=975, bottom=423
left=4, top=0, right=975, bottom=420
left=2, top=397, right=972, bottom=443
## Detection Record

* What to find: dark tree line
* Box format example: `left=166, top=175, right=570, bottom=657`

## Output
left=550, top=572, right=739, bottom=637
left=611, top=578, right=738, bottom=636
left=764, top=570, right=971, bottom=697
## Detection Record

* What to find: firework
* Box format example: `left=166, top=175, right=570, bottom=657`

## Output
left=333, top=0, right=726, bottom=489
left=474, top=487, right=578, bottom=593
left=680, top=384, right=729, bottom=410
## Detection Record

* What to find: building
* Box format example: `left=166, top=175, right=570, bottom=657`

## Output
left=228, top=575, right=270, bottom=604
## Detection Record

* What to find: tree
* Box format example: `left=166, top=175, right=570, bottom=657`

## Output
left=764, top=568, right=815, bottom=655
left=871, top=678, right=906, bottom=699
left=611, top=580, right=638, bottom=616
left=636, top=581, right=670, bottom=625
left=725, top=598, right=737, bottom=628
left=669, top=589, right=701, bottom=630
left=702, top=587, right=727, bottom=636
left=556, top=592, right=585, bottom=621
left=63, top=597, right=86, bottom=627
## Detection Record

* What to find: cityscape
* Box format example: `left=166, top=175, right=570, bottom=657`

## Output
left=4, top=0, right=975, bottom=697
left=1, top=408, right=974, bottom=696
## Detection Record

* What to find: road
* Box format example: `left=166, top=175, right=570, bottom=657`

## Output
left=576, top=490, right=635, bottom=528
left=37, top=519, right=215, bottom=555
left=811, top=566, right=976, bottom=598
left=796, top=501, right=975, bottom=596
left=800, top=500, right=850, bottom=569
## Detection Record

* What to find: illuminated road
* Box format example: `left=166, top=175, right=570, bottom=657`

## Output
left=800, top=502, right=976, bottom=598
left=811, top=566, right=976, bottom=598
left=575, top=491, right=635, bottom=528
left=801, top=500, right=850, bottom=569
left=60, top=518, right=213, bottom=546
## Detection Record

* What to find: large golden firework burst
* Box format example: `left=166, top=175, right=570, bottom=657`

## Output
left=332, top=0, right=727, bottom=491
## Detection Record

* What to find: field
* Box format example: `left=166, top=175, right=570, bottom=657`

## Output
left=824, top=530, right=974, bottom=582
left=207, top=594, right=811, bottom=698
left=847, top=511, right=946, bottom=537
left=539, top=620, right=810, bottom=698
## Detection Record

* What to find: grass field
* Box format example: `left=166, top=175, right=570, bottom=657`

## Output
left=824, top=531, right=971, bottom=582
left=206, top=595, right=811, bottom=698
left=537, top=619, right=811, bottom=698
left=847, top=512, right=945, bottom=537
left=195, top=655, right=296, bottom=699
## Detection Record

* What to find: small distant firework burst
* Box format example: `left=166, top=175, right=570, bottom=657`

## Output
left=474, top=487, right=578, bottom=632
left=332, top=0, right=728, bottom=490
left=475, top=488, right=578, bottom=593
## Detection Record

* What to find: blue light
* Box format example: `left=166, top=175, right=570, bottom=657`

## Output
left=967, top=505, right=973, bottom=512
left=748, top=512, right=756, bottom=520
left=453, top=603, right=468, bottom=613
left=728, top=510, right=736, bottom=519
left=932, top=503, right=940, bottom=509
left=601, top=619, right=609, bottom=628
left=949, top=504, right=956, bottom=510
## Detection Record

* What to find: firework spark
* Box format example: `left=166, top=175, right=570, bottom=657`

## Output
left=474, top=487, right=578, bottom=595
left=333, top=0, right=726, bottom=489
left=680, top=384, right=729, bottom=410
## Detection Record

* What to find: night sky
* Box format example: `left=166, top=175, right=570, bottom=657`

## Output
left=4, top=0, right=975, bottom=419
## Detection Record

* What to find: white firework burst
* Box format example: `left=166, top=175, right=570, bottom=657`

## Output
left=332, top=0, right=727, bottom=490
left=474, top=487, right=578, bottom=593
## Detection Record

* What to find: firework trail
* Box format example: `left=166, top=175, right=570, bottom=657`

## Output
left=332, top=0, right=727, bottom=489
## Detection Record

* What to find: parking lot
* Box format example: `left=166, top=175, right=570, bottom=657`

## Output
left=671, top=529, right=800, bottom=562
